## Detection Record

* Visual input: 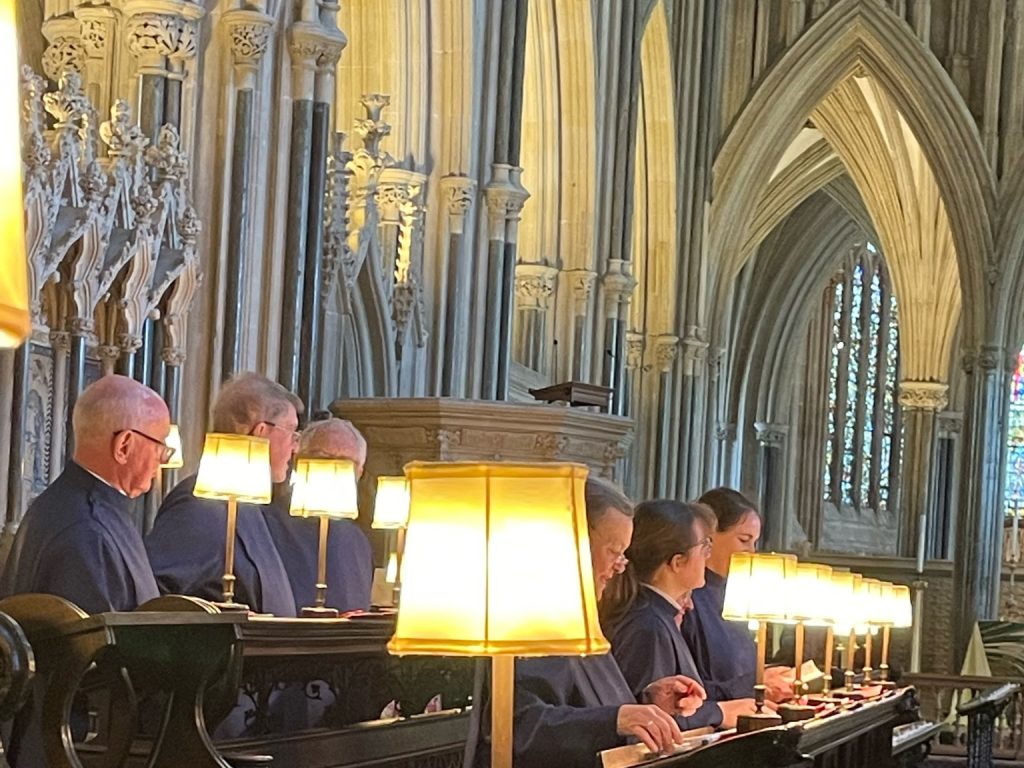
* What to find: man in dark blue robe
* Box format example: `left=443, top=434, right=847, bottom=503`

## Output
left=681, top=568, right=758, bottom=700
left=144, top=373, right=303, bottom=616
left=612, top=587, right=724, bottom=730
left=262, top=417, right=373, bottom=615
left=0, top=375, right=167, bottom=613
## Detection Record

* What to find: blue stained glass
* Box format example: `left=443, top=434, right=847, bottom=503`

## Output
left=1004, top=347, right=1024, bottom=514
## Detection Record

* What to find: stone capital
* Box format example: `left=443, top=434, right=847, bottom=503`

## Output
left=754, top=421, right=787, bottom=447
left=601, top=259, right=636, bottom=311
left=123, top=4, right=200, bottom=66
left=484, top=164, right=529, bottom=236
left=514, top=263, right=558, bottom=310
left=564, top=269, right=597, bottom=313
left=75, top=7, right=118, bottom=58
left=898, top=380, right=949, bottom=411
left=439, top=174, right=476, bottom=234
left=625, top=332, right=645, bottom=371
left=654, top=335, right=680, bottom=373
left=161, top=346, right=186, bottom=367
left=224, top=9, right=274, bottom=80
left=42, top=37, right=85, bottom=82
left=936, top=410, right=964, bottom=437
left=714, top=422, right=736, bottom=442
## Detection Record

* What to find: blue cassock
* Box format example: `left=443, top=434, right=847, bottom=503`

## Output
left=262, top=490, right=373, bottom=614
left=476, top=654, right=635, bottom=768
left=680, top=569, right=757, bottom=701
left=0, top=461, right=159, bottom=613
left=145, top=475, right=296, bottom=616
left=611, top=587, right=724, bottom=729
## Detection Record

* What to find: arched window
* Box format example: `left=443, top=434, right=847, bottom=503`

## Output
left=1005, top=348, right=1024, bottom=516
left=822, top=245, right=901, bottom=513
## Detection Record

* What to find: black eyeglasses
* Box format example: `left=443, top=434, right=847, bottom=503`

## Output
left=114, top=429, right=176, bottom=464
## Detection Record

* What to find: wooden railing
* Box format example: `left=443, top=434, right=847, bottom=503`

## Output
left=902, top=673, right=1024, bottom=759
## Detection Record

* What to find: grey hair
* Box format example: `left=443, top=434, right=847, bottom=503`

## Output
left=72, top=375, right=167, bottom=446
left=211, top=372, right=304, bottom=434
left=585, top=475, right=633, bottom=527
left=298, top=418, right=366, bottom=462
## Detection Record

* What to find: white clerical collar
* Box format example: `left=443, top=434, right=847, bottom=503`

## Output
left=642, top=583, right=683, bottom=611
left=79, top=463, right=128, bottom=497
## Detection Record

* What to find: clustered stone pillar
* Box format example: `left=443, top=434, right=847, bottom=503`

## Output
left=220, top=8, right=272, bottom=382
left=512, top=264, right=558, bottom=374
left=600, top=259, right=637, bottom=416
left=567, top=270, right=597, bottom=381
left=439, top=175, right=476, bottom=397
left=654, top=335, right=679, bottom=497
left=897, top=380, right=949, bottom=559
left=755, top=421, right=788, bottom=550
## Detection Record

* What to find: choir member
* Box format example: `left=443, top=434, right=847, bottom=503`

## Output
left=680, top=488, right=791, bottom=702
left=145, top=373, right=296, bottom=615
left=476, top=477, right=706, bottom=768
left=263, top=417, right=373, bottom=614
left=0, top=375, right=164, bottom=613
left=602, top=499, right=758, bottom=729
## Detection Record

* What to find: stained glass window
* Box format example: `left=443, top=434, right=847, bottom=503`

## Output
left=822, top=246, right=900, bottom=511
left=1005, top=348, right=1024, bottom=515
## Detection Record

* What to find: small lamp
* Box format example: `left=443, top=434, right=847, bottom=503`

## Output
left=0, top=0, right=29, bottom=350
left=831, top=571, right=863, bottom=689
left=290, top=457, right=359, bottom=617
left=193, top=433, right=272, bottom=611
left=723, top=552, right=797, bottom=732
left=779, top=562, right=832, bottom=721
left=388, top=462, right=606, bottom=768
left=855, top=577, right=884, bottom=683
left=373, top=476, right=410, bottom=604
left=878, top=583, right=912, bottom=686
left=161, top=424, right=184, bottom=469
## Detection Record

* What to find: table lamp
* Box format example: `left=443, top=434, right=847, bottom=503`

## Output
left=878, top=583, right=912, bottom=686
left=723, top=551, right=797, bottom=731
left=779, top=562, right=832, bottom=721
left=193, top=433, right=272, bottom=611
left=855, top=577, right=884, bottom=683
left=161, top=425, right=184, bottom=469
left=290, top=457, right=359, bottom=617
left=831, top=570, right=863, bottom=689
left=373, top=476, right=410, bottom=603
left=387, top=462, right=606, bottom=768
left=0, top=0, right=29, bottom=349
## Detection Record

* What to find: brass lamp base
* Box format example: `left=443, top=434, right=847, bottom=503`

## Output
left=214, top=600, right=250, bottom=612
left=301, top=605, right=339, bottom=618
left=736, top=684, right=782, bottom=733
left=777, top=702, right=815, bottom=723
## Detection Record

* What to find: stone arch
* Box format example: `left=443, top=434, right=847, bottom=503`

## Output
left=996, top=156, right=1024, bottom=352
left=708, top=0, right=995, bottom=350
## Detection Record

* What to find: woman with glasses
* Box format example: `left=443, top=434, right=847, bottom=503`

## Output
left=680, top=488, right=793, bottom=703
left=601, top=500, right=758, bottom=730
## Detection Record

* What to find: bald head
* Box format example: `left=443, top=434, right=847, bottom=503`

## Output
left=298, top=418, right=367, bottom=475
left=72, top=375, right=170, bottom=497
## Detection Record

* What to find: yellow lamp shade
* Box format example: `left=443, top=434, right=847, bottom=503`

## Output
left=853, top=577, right=884, bottom=630
left=193, top=433, right=272, bottom=504
left=889, top=584, right=913, bottom=629
left=829, top=570, right=863, bottom=632
left=388, top=461, right=608, bottom=657
left=161, top=424, right=184, bottom=469
left=373, top=475, right=410, bottom=529
left=290, top=458, right=359, bottom=520
left=786, top=562, right=834, bottom=625
left=722, top=552, right=798, bottom=622
left=0, top=0, right=29, bottom=348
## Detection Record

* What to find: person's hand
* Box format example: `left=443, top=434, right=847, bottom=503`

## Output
left=643, top=675, right=707, bottom=716
left=764, top=666, right=794, bottom=703
left=716, top=698, right=758, bottom=729
left=616, top=704, right=683, bottom=755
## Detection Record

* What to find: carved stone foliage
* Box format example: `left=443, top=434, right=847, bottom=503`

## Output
left=20, top=68, right=202, bottom=360
left=42, top=38, right=85, bottom=82
left=126, top=12, right=197, bottom=61
left=898, top=380, right=950, bottom=411
left=514, top=264, right=558, bottom=310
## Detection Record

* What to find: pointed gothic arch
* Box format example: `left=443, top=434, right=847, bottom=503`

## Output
left=708, top=0, right=995, bottom=349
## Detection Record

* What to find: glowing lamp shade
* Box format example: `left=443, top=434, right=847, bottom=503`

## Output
left=888, top=584, right=913, bottom=629
left=0, top=0, right=29, bottom=349
left=829, top=570, right=863, bottom=631
left=854, top=577, right=885, bottom=629
left=193, top=433, right=272, bottom=504
left=787, top=563, right=834, bottom=625
left=290, top=458, right=359, bottom=520
left=723, top=552, right=798, bottom=622
left=373, top=476, right=410, bottom=529
left=161, top=424, right=184, bottom=469
left=388, top=461, right=608, bottom=657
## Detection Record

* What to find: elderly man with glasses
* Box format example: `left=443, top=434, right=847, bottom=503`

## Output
left=145, top=372, right=298, bottom=616
left=0, top=375, right=166, bottom=613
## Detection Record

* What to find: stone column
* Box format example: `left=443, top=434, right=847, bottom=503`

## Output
left=953, top=347, right=1012, bottom=666
left=654, top=335, right=680, bottom=497
left=676, top=331, right=710, bottom=497
left=439, top=175, right=476, bottom=397
left=5, top=344, right=30, bottom=528
left=755, top=421, right=788, bottom=550
left=897, top=381, right=949, bottom=559
left=47, top=331, right=70, bottom=481
left=512, top=264, right=558, bottom=374
left=622, top=332, right=646, bottom=498
left=714, top=421, right=737, bottom=489
left=221, top=10, right=273, bottom=382
left=600, top=259, right=636, bottom=416
left=934, top=410, right=963, bottom=558
left=566, top=270, right=597, bottom=381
